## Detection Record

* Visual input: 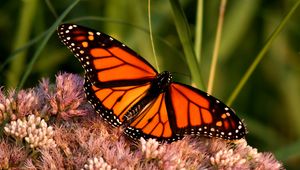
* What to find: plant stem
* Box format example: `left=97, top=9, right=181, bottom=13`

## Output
left=148, top=0, right=160, bottom=72
left=207, top=0, right=227, bottom=94
left=194, top=0, right=203, bottom=64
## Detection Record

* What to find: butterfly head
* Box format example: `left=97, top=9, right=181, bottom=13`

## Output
left=150, top=71, right=172, bottom=94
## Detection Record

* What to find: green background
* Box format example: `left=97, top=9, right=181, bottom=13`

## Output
left=0, top=0, right=300, bottom=169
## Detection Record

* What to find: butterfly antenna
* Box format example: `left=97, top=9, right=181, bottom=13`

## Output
left=148, top=0, right=160, bottom=73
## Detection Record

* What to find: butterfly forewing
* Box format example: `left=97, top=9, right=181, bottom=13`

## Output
left=58, top=24, right=158, bottom=88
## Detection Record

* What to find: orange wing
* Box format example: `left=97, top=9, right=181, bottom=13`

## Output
left=58, top=24, right=158, bottom=87
left=125, top=82, right=246, bottom=141
left=165, top=83, right=246, bottom=140
left=124, top=93, right=181, bottom=141
left=84, top=76, right=151, bottom=127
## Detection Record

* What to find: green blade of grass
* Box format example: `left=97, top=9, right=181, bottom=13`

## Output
left=169, top=0, right=204, bottom=90
left=226, top=0, right=300, bottom=106
left=148, top=0, right=160, bottom=72
left=0, top=29, right=51, bottom=72
left=45, top=0, right=58, bottom=18
left=207, top=0, right=227, bottom=94
left=219, top=0, right=258, bottom=59
left=194, top=0, right=203, bottom=64
left=17, top=0, right=81, bottom=90
left=7, top=0, right=38, bottom=87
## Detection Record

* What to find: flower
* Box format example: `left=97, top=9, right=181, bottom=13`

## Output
left=0, top=140, right=27, bottom=169
left=140, top=138, right=164, bottom=159
left=0, top=88, right=39, bottom=121
left=82, top=156, right=116, bottom=170
left=209, top=139, right=284, bottom=170
left=0, top=73, right=284, bottom=169
left=210, top=148, right=247, bottom=169
left=43, top=73, right=90, bottom=120
left=255, top=153, right=282, bottom=170
left=4, top=114, right=56, bottom=149
left=158, top=137, right=205, bottom=169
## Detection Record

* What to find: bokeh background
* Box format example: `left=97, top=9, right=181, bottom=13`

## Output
left=1, top=0, right=300, bottom=169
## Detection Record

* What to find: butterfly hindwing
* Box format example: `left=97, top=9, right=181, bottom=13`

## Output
left=124, top=93, right=181, bottom=141
left=124, top=82, right=246, bottom=141
left=58, top=24, right=158, bottom=88
left=165, top=83, right=246, bottom=140
left=84, top=76, right=152, bottom=127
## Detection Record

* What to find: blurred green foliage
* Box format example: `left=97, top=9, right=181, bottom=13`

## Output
left=0, top=0, right=300, bottom=169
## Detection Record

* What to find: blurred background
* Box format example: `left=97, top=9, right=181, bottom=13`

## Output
left=0, top=0, right=300, bottom=169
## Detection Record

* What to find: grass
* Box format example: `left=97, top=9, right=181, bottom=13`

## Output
left=0, top=0, right=300, bottom=169
left=17, top=0, right=80, bottom=90
left=226, top=0, right=300, bottom=106
left=169, top=0, right=205, bottom=90
left=6, top=0, right=38, bottom=88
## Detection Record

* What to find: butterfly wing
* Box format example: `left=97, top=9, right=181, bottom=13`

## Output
left=84, top=76, right=151, bottom=126
left=57, top=23, right=158, bottom=126
left=125, top=82, right=246, bottom=141
left=166, top=82, right=246, bottom=140
left=124, top=93, right=179, bottom=141
left=58, top=24, right=158, bottom=88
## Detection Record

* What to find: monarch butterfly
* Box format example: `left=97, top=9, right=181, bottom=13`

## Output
left=57, top=24, right=246, bottom=142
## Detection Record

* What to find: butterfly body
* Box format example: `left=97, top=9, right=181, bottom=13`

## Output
left=58, top=24, right=246, bottom=142
left=148, top=71, right=173, bottom=93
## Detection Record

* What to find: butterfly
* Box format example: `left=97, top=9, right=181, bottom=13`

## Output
left=57, top=24, right=246, bottom=142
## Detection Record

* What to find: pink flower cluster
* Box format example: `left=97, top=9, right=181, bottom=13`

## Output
left=0, top=88, right=39, bottom=121
left=4, top=114, right=56, bottom=149
left=37, top=73, right=91, bottom=120
left=0, top=73, right=283, bottom=169
left=0, top=73, right=91, bottom=122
